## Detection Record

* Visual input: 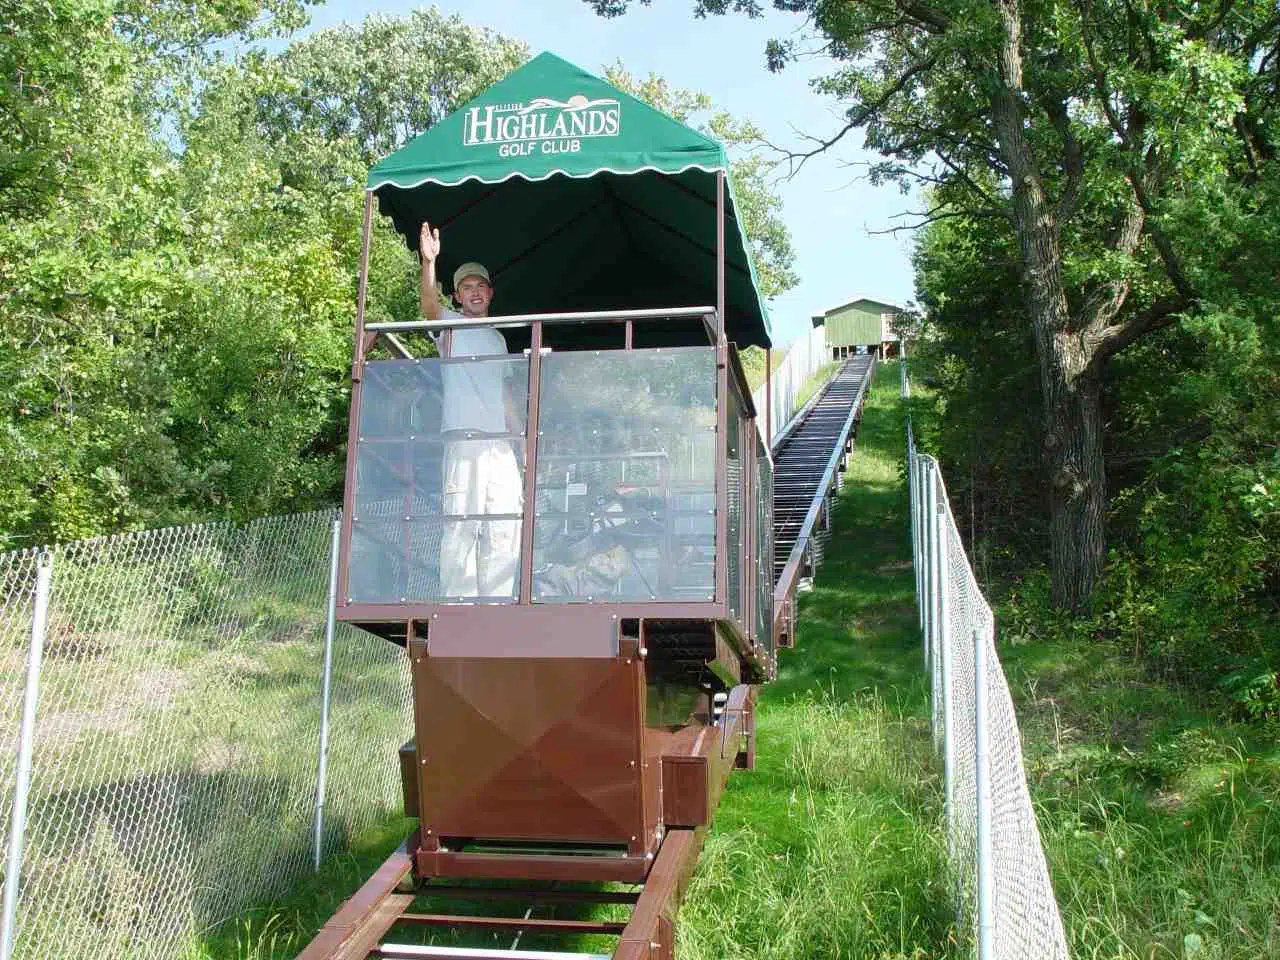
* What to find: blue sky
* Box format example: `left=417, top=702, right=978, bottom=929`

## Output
left=302, top=1, right=917, bottom=345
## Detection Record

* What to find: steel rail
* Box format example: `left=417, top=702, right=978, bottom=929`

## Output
left=365, top=306, right=716, bottom=334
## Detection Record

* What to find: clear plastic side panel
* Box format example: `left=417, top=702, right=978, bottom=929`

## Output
left=726, top=390, right=743, bottom=623
left=532, top=348, right=717, bottom=603
left=756, top=438, right=775, bottom=657
left=348, top=357, right=528, bottom=603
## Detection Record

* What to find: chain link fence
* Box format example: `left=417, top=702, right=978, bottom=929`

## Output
left=0, top=511, right=412, bottom=960
left=901, top=356, right=1070, bottom=960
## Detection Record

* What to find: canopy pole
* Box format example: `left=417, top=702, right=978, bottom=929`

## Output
left=518, top=321, right=544, bottom=604
left=765, top=347, right=772, bottom=447
left=336, top=190, right=376, bottom=611
left=715, top=170, right=726, bottom=343
left=354, top=191, right=374, bottom=362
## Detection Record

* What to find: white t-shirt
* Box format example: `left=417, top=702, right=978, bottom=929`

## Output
left=439, top=311, right=511, bottom=434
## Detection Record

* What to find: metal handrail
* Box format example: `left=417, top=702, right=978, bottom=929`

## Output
left=365, top=305, right=717, bottom=334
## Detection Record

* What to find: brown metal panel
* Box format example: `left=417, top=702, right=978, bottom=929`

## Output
left=661, top=755, right=708, bottom=827
left=417, top=849, right=651, bottom=884
left=424, top=605, right=619, bottom=658
left=338, top=600, right=726, bottom=628
left=398, top=739, right=419, bottom=817
left=631, top=636, right=660, bottom=858
left=413, top=657, right=645, bottom=845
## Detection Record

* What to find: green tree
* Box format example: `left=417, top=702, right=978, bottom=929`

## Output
left=587, top=0, right=1280, bottom=610
left=0, top=5, right=525, bottom=548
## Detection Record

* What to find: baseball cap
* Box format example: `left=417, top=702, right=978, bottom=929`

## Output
left=452, top=262, right=491, bottom=289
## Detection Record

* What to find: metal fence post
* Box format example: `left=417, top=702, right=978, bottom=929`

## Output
left=975, top=627, right=994, bottom=959
left=936, top=519, right=957, bottom=885
left=930, top=471, right=946, bottom=749
left=916, top=450, right=926, bottom=640
left=1, top=555, right=53, bottom=960
left=312, top=517, right=342, bottom=872
left=939, top=501, right=955, bottom=837
left=924, top=461, right=937, bottom=681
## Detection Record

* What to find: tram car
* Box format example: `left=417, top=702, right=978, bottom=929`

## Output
left=301, top=53, right=792, bottom=960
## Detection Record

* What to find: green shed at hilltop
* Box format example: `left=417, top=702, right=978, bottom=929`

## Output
left=811, top=297, right=903, bottom=359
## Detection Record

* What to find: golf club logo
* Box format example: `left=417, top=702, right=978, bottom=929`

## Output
left=463, top=94, right=622, bottom=157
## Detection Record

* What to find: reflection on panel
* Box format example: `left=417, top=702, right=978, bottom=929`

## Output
left=756, top=444, right=775, bottom=656
left=726, top=390, right=742, bottom=623
left=348, top=357, right=528, bottom=603
left=532, top=348, right=717, bottom=602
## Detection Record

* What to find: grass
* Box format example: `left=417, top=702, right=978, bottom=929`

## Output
left=998, top=633, right=1280, bottom=959
left=677, top=361, right=952, bottom=959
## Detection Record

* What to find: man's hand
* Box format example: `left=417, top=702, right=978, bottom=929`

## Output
left=419, top=221, right=442, bottom=323
left=419, top=221, right=441, bottom=264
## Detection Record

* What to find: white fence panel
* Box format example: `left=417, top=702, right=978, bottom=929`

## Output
left=753, top=325, right=830, bottom=447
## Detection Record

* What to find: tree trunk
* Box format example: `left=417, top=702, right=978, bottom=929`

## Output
left=990, top=0, right=1108, bottom=609
left=1043, top=348, right=1106, bottom=609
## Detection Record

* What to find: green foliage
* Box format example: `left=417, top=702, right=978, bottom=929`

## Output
left=604, top=64, right=798, bottom=298
left=0, top=6, right=526, bottom=548
left=1000, top=628, right=1280, bottom=959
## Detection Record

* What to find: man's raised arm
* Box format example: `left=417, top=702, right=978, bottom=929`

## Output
left=419, top=221, right=443, bottom=322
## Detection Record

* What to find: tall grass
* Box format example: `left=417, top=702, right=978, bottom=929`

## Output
left=1001, top=637, right=1280, bottom=959
left=677, top=363, right=955, bottom=959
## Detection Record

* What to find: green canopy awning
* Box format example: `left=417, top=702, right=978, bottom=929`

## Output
left=367, top=52, right=772, bottom=348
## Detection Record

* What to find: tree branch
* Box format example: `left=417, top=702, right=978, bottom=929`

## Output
left=766, top=50, right=943, bottom=177
left=1086, top=295, right=1189, bottom=372
left=1045, top=95, right=1084, bottom=222
left=868, top=205, right=1005, bottom=234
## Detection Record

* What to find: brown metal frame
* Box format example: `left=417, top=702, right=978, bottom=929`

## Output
left=338, top=309, right=725, bottom=609
left=336, top=327, right=767, bottom=640
left=516, top=320, right=543, bottom=604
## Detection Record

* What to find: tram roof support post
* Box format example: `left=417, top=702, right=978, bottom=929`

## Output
left=715, top=170, right=726, bottom=344
left=354, top=190, right=374, bottom=363
left=337, top=190, right=376, bottom=608
left=765, top=347, right=772, bottom=449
